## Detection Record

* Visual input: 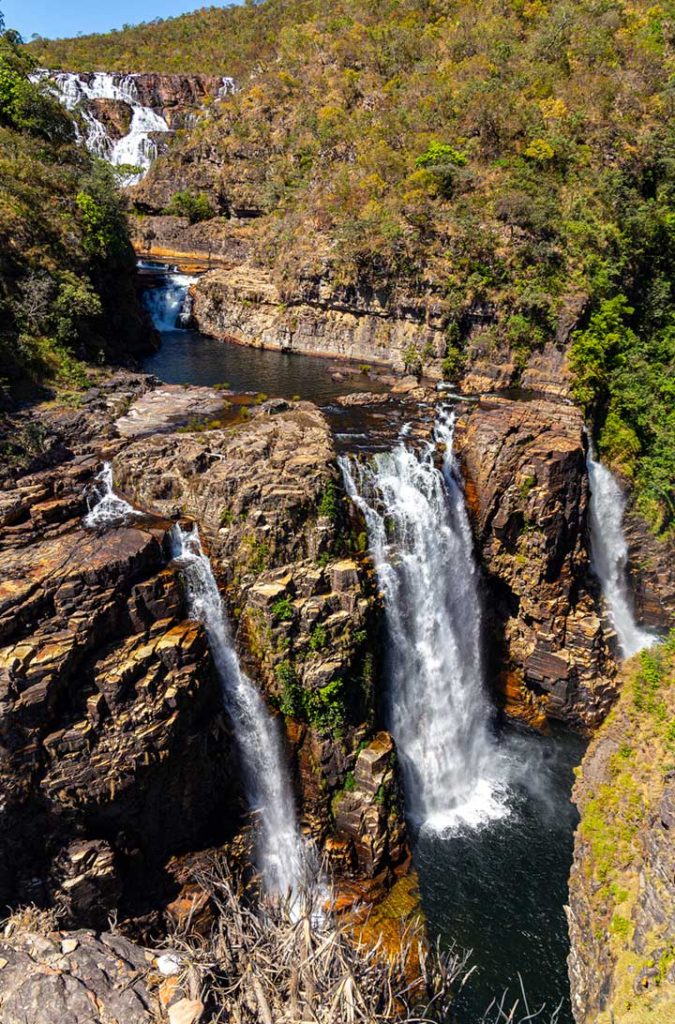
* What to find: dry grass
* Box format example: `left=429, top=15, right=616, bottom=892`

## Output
left=161, top=858, right=563, bottom=1024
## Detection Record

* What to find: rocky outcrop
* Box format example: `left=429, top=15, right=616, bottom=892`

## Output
left=0, top=422, right=240, bottom=921
left=0, top=925, right=162, bottom=1024
left=1, top=377, right=408, bottom=923
left=624, top=502, right=675, bottom=631
left=129, top=73, right=231, bottom=128
left=455, top=396, right=617, bottom=727
left=567, top=640, right=675, bottom=1024
left=132, top=213, right=252, bottom=265
left=113, top=397, right=408, bottom=880
left=190, top=265, right=447, bottom=372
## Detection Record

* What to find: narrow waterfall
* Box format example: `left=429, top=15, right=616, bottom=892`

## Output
left=83, top=463, right=137, bottom=528
left=30, top=70, right=171, bottom=182
left=340, top=410, right=509, bottom=832
left=143, top=274, right=197, bottom=332
left=587, top=453, right=654, bottom=658
left=83, top=467, right=307, bottom=897
left=170, top=524, right=308, bottom=898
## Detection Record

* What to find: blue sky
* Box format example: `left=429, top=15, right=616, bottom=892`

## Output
left=2, top=2, right=236, bottom=40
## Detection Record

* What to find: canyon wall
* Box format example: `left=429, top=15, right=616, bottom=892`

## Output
left=455, top=396, right=617, bottom=728
left=567, top=639, right=675, bottom=1024
left=0, top=375, right=407, bottom=935
left=113, top=395, right=408, bottom=884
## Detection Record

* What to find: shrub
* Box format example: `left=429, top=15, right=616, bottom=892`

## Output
left=166, top=189, right=215, bottom=224
left=318, top=481, right=339, bottom=521
left=271, top=596, right=294, bottom=622
left=309, top=624, right=327, bottom=651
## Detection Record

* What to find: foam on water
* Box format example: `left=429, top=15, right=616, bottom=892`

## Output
left=587, top=451, right=655, bottom=658
left=341, top=408, right=511, bottom=834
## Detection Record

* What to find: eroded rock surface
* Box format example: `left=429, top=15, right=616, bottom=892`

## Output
left=190, top=265, right=446, bottom=372
left=0, top=927, right=161, bottom=1024
left=455, top=396, right=617, bottom=727
left=113, top=399, right=408, bottom=879
left=624, top=502, right=675, bottom=631
left=0, top=453, right=239, bottom=920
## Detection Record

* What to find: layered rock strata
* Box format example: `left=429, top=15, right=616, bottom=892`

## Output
left=0, top=452, right=240, bottom=921
left=113, top=398, right=408, bottom=881
left=455, top=396, right=617, bottom=727
left=189, top=265, right=447, bottom=372
left=1, top=375, right=407, bottom=931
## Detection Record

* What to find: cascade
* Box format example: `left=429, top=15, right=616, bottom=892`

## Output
left=143, top=273, right=197, bottom=332
left=83, top=463, right=137, bottom=528
left=170, top=524, right=308, bottom=898
left=340, top=409, right=509, bottom=832
left=83, top=466, right=308, bottom=897
left=586, top=452, right=654, bottom=658
left=30, top=70, right=171, bottom=182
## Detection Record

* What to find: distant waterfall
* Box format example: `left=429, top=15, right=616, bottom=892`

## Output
left=83, top=463, right=137, bottom=528
left=340, top=410, right=508, bottom=832
left=587, top=453, right=654, bottom=659
left=143, top=274, right=197, bottom=332
left=30, top=70, right=171, bottom=182
left=170, top=524, right=308, bottom=898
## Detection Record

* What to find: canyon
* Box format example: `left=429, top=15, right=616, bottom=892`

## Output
left=3, top=7, right=674, bottom=1020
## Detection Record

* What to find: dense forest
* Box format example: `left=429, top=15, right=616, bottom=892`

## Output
left=30, top=1, right=675, bottom=533
left=0, top=18, right=147, bottom=402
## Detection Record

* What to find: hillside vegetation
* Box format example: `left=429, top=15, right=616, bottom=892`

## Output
left=570, top=632, right=675, bottom=1023
left=0, top=19, right=148, bottom=403
left=30, top=1, right=675, bottom=532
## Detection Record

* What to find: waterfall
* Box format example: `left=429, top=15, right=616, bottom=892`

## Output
left=143, top=274, right=197, bottom=332
left=83, top=467, right=308, bottom=897
left=340, top=409, right=509, bottom=833
left=587, top=453, right=654, bottom=659
left=30, top=70, right=171, bottom=182
left=83, top=463, right=137, bottom=529
left=170, top=524, right=308, bottom=898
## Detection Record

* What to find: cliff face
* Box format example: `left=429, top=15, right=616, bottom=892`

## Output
left=567, top=638, right=675, bottom=1024
left=113, top=396, right=408, bottom=883
left=0, top=375, right=408, bottom=936
left=189, top=265, right=446, bottom=373
left=624, top=504, right=675, bottom=631
left=0, top=445, right=240, bottom=926
left=455, top=396, right=617, bottom=728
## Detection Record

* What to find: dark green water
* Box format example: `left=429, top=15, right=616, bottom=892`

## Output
left=415, top=726, right=585, bottom=1023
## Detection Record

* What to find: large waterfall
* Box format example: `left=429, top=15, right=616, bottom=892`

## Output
left=170, top=525, right=308, bottom=897
left=31, top=71, right=236, bottom=183
left=143, top=274, right=197, bottom=332
left=30, top=71, right=170, bottom=182
left=587, top=453, right=654, bottom=659
left=341, top=410, right=509, bottom=832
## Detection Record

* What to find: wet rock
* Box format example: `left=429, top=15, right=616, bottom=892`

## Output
left=455, top=396, right=617, bottom=727
left=336, top=391, right=389, bottom=407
